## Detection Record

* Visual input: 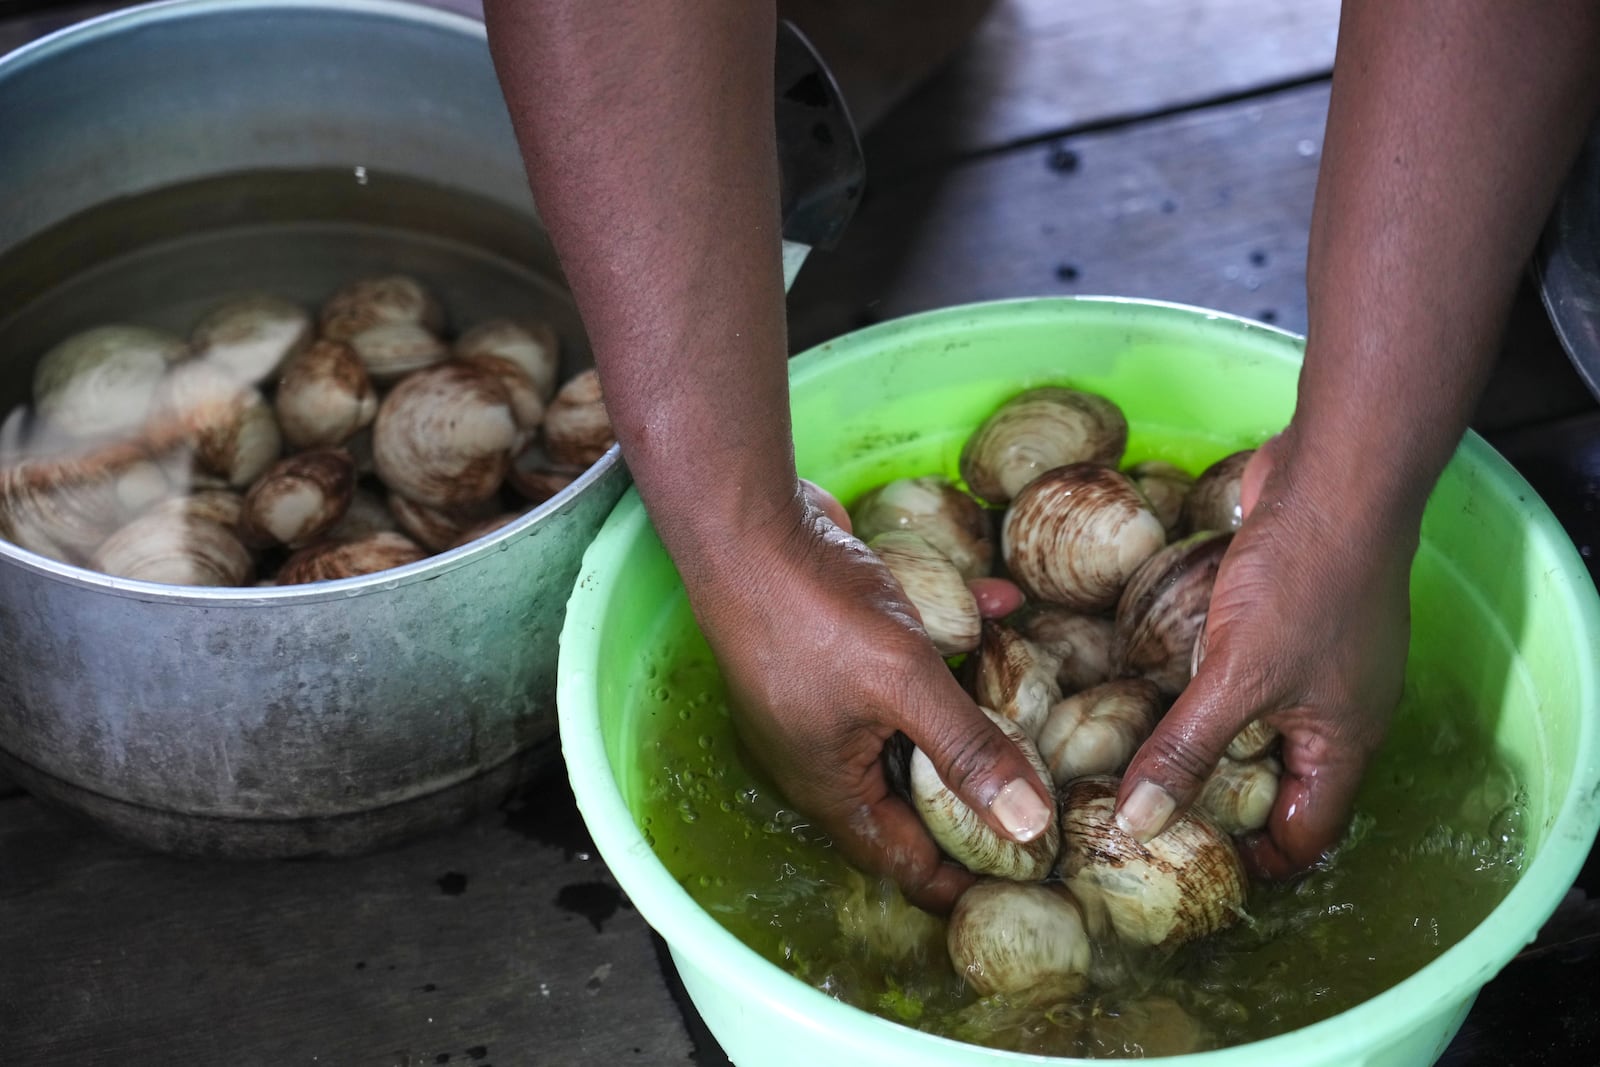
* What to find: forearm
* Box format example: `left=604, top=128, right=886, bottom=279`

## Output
left=482, top=1, right=797, bottom=588
left=1283, top=0, right=1600, bottom=529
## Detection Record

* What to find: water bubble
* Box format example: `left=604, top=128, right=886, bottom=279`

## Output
left=353, top=165, right=369, bottom=185
left=652, top=685, right=670, bottom=702
left=698, top=734, right=714, bottom=751
left=677, top=708, right=692, bottom=721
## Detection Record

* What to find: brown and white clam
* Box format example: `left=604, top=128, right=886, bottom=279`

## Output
left=947, top=880, right=1092, bottom=998
left=1057, top=775, right=1247, bottom=951
left=237, top=449, right=356, bottom=549
left=276, top=530, right=428, bottom=585
left=1013, top=605, right=1117, bottom=695
left=1125, top=460, right=1194, bottom=539
left=148, top=360, right=283, bottom=488
left=507, top=440, right=585, bottom=506
left=318, top=274, right=444, bottom=342
left=1001, top=463, right=1166, bottom=613
left=457, top=352, right=545, bottom=437
left=1113, top=530, right=1231, bottom=696
left=850, top=476, right=993, bottom=582
left=372, top=361, right=517, bottom=511
left=454, top=318, right=562, bottom=401
left=274, top=338, right=378, bottom=450
left=322, top=487, right=398, bottom=543
left=190, top=293, right=312, bottom=386
left=959, top=386, right=1128, bottom=506
left=346, top=320, right=449, bottom=384
left=387, top=490, right=501, bottom=552
left=1198, top=756, right=1280, bottom=835
left=542, top=368, right=614, bottom=467
left=911, top=708, right=1059, bottom=881
left=967, top=618, right=1062, bottom=740
left=32, top=324, right=188, bottom=440
left=1036, top=679, right=1163, bottom=786
left=869, top=530, right=982, bottom=656
left=91, top=510, right=254, bottom=587
left=1181, top=450, right=1254, bottom=534
left=0, top=439, right=172, bottom=563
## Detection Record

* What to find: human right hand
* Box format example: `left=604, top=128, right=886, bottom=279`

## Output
left=1115, top=438, right=1414, bottom=877
left=683, top=480, right=1051, bottom=914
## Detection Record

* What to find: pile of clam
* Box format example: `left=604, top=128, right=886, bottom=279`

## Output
left=851, top=386, right=1280, bottom=1002
left=0, top=276, right=614, bottom=586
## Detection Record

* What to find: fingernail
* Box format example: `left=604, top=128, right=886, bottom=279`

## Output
left=991, top=779, right=1052, bottom=842
left=1116, top=781, right=1176, bottom=844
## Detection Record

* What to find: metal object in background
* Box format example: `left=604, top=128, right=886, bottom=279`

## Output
left=0, top=0, right=863, bottom=857
left=1538, top=122, right=1600, bottom=402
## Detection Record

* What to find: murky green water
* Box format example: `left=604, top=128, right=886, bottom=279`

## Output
left=630, top=605, right=1526, bottom=1058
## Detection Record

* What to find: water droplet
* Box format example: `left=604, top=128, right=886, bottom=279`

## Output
left=677, top=708, right=692, bottom=721
left=697, top=734, right=714, bottom=750
left=353, top=165, right=369, bottom=185
left=1296, top=139, right=1318, bottom=157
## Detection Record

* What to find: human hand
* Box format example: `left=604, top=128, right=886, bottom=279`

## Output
left=1114, top=437, right=1415, bottom=878
left=684, top=479, right=1046, bottom=913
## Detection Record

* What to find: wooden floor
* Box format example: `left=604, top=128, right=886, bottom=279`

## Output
left=3, top=1, right=1599, bottom=1064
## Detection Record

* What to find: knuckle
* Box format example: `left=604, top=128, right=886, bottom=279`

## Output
left=1142, top=730, right=1218, bottom=788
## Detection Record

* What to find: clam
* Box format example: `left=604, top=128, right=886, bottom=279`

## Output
left=372, top=362, right=517, bottom=511
left=145, top=488, right=246, bottom=530
left=1198, top=756, right=1280, bottom=835
left=458, top=352, right=545, bottom=436
left=1036, top=679, right=1163, bottom=786
left=850, top=476, right=993, bottom=582
left=323, top=487, right=399, bottom=543
left=959, top=386, right=1128, bottom=506
left=190, top=293, right=311, bottom=385
left=454, top=318, right=561, bottom=401
left=1001, top=463, right=1166, bottom=612
left=1227, top=720, right=1281, bottom=762
left=274, top=338, right=378, bottom=449
left=1181, top=450, right=1254, bottom=533
left=507, top=440, right=585, bottom=505
left=1057, top=775, right=1247, bottom=950
left=91, top=510, right=253, bottom=587
left=869, top=530, right=982, bottom=656
left=1014, top=606, right=1117, bottom=695
left=318, top=274, right=444, bottom=342
left=967, top=618, right=1062, bottom=740
left=910, top=707, right=1059, bottom=881
left=1113, top=530, right=1231, bottom=696
left=276, top=530, right=428, bottom=585
left=0, top=440, right=173, bottom=563
left=387, top=490, right=500, bottom=552
left=1125, top=460, right=1193, bottom=538
left=238, top=449, right=356, bottom=549
left=542, top=368, right=614, bottom=467
left=947, top=880, right=1091, bottom=998
left=148, top=360, right=283, bottom=488
left=32, top=324, right=188, bottom=440
left=347, top=321, right=449, bottom=383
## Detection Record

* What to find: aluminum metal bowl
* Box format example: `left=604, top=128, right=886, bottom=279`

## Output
left=0, top=0, right=628, bottom=856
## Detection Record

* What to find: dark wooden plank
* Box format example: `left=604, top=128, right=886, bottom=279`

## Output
left=0, top=775, right=694, bottom=1066
left=854, top=0, right=1340, bottom=180
left=790, top=81, right=1328, bottom=349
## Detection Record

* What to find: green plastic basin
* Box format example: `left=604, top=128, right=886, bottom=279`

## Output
left=557, top=297, right=1600, bottom=1066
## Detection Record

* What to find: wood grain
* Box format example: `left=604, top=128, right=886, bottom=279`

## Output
left=0, top=780, right=695, bottom=1065
left=790, top=82, right=1328, bottom=350
left=856, top=0, right=1340, bottom=180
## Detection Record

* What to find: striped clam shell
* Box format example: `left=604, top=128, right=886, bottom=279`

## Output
left=1057, top=775, right=1247, bottom=951
left=959, top=386, right=1128, bottom=506
left=1180, top=449, right=1254, bottom=534
left=1001, top=463, right=1165, bottom=612
left=1113, top=530, right=1231, bottom=696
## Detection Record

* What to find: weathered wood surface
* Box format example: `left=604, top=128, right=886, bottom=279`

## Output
left=0, top=777, right=697, bottom=1066
left=790, top=82, right=1329, bottom=350
left=856, top=0, right=1341, bottom=181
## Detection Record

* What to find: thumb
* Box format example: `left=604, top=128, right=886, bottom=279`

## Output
left=1114, top=658, right=1249, bottom=843
left=911, top=674, right=1056, bottom=846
